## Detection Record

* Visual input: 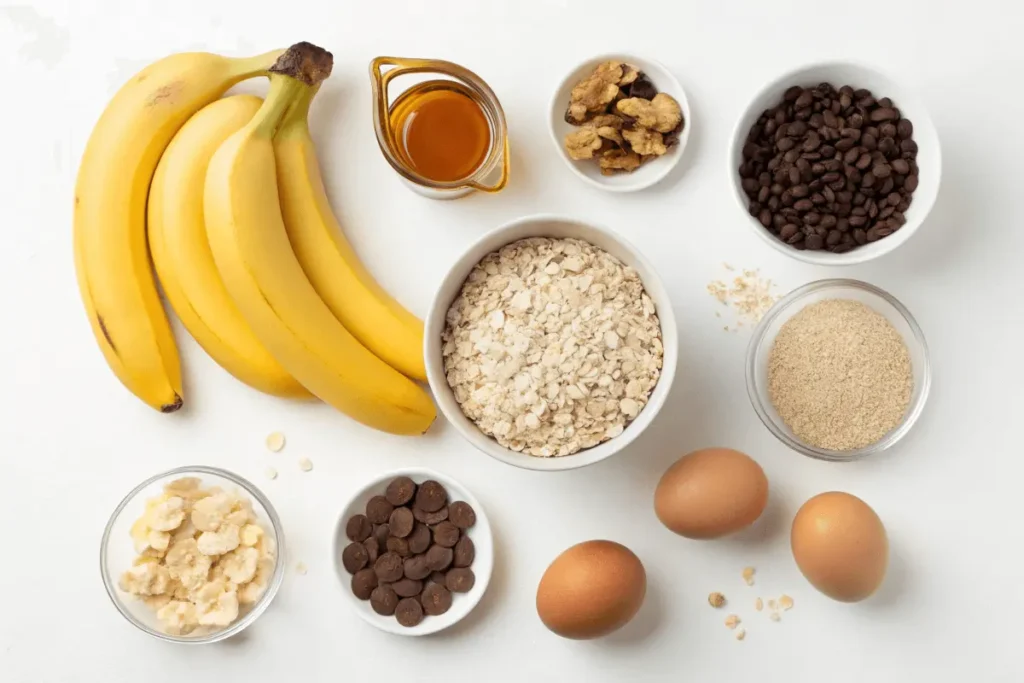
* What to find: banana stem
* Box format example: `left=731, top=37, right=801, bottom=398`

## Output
left=250, top=42, right=333, bottom=137
left=280, top=84, right=318, bottom=130
left=252, top=76, right=312, bottom=137
left=230, top=49, right=287, bottom=78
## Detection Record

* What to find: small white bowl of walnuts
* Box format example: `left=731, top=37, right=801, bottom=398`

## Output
left=549, top=54, right=691, bottom=192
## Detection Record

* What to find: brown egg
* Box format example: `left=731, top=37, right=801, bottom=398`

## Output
left=536, top=540, right=646, bottom=639
left=791, top=492, right=888, bottom=602
left=654, top=447, right=769, bottom=539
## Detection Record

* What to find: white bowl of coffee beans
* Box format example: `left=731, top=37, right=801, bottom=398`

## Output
left=333, top=469, right=493, bottom=636
left=730, top=62, right=941, bottom=265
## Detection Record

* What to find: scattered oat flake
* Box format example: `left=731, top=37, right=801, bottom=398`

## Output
left=755, top=597, right=763, bottom=611
left=708, top=592, right=726, bottom=608
left=780, top=595, right=794, bottom=611
left=706, top=267, right=779, bottom=329
left=769, top=612, right=781, bottom=622
left=742, top=567, right=755, bottom=586
left=735, top=628, right=746, bottom=641
left=265, top=467, right=278, bottom=480
left=265, top=432, right=285, bottom=452
left=724, top=614, right=741, bottom=629
left=295, top=562, right=308, bottom=575
left=298, top=457, right=313, bottom=472
left=768, top=598, right=778, bottom=611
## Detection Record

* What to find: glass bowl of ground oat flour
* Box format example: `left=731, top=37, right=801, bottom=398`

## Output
left=425, top=215, right=678, bottom=471
left=746, top=279, right=930, bottom=461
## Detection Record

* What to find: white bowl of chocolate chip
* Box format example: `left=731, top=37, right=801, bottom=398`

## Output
left=425, top=214, right=678, bottom=471
left=549, top=54, right=691, bottom=192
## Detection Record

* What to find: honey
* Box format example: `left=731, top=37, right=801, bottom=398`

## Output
left=389, top=82, right=491, bottom=183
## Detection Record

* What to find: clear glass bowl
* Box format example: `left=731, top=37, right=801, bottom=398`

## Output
left=99, top=466, right=286, bottom=644
left=746, top=279, right=930, bottom=461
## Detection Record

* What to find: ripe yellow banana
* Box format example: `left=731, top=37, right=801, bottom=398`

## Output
left=275, top=87, right=427, bottom=382
left=204, top=47, right=436, bottom=435
left=148, top=95, right=309, bottom=399
left=74, top=48, right=283, bottom=412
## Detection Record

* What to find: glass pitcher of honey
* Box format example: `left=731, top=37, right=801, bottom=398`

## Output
left=370, top=57, right=509, bottom=199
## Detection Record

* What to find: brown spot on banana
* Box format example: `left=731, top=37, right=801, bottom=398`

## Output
left=96, top=314, right=116, bottom=353
left=161, top=395, right=184, bottom=413
left=146, top=80, right=183, bottom=107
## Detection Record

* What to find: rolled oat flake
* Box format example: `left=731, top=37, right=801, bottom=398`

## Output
left=767, top=298, right=912, bottom=451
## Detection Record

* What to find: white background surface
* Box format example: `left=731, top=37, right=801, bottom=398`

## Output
left=1, top=0, right=1021, bottom=680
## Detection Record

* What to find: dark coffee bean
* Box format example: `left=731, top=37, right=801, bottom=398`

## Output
left=879, top=206, right=895, bottom=219
left=820, top=144, right=836, bottom=157
left=403, top=554, right=432, bottom=581
left=809, top=113, right=824, bottom=129
left=765, top=119, right=777, bottom=135
left=425, top=544, right=454, bottom=571
left=835, top=137, right=856, bottom=152
left=892, top=211, right=907, bottom=226
left=346, top=515, right=372, bottom=543
left=389, top=507, right=414, bottom=538
left=370, top=585, right=399, bottom=616
left=791, top=184, right=809, bottom=198
left=780, top=223, right=799, bottom=241
left=365, top=496, right=394, bottom=524
left=805, top=234, right=825, bottom=250
left=879, top=123, right=897, bottom=139
left=432, top=521, right=461, bottom=548
left=849, top=215, right=868, bottom=228
left=448, top=501, right=477, bottom=529
left=386, top=536, right=411, bottom=557
left=873, top=163, right=892, bottom=178
left=777, top=137, right=796, bottom=152
left=836, top=218, right=850, bottom=232
left=794, top=199, right=814, bottom=211
left=342, top=542, right=369, bottom=574
left=781, top=190, right=793, bottom=206
left=831, top=243, right=854, bottom=253
left=897, top=119, right=913, bottom=138
left=757, top=186, right=770, bottom=203
left=822, top=172, right=842, bottom=184
left=767, top=157, right=780, bottom=171
left=414, top=481, right=447, bottom=513
left=352, top=568, right=378, bottom=600
left=820, top=214, right=837, bottom=229
left=870, top=107, right=898, bottom=122
left=840, top=92, right=852, bottom=109
left=385, top=477, right=416, bottom=506
left=904, top=175, right=919, bottom=192
left=784, top=148, right=801, bottom=163
left=852, top=206, right=867, bottom=217
left=786, top=167, right=800, bottom=185
left=374, top=552, right=404, bottom=582
left=853, top=192, right=866, bottom=205
left=876, top=225, right=894, bottom=238
left=788, top=120, right=807, bottom=137
left=811, top=193, right=826, bottom=205
left=803, top=212, right=821, bottom=225
left=866, top=226, right=880, bottom=242
left=784, top=85, right=804, bottom=101
left=802, top=152, right=821, bottom=162
left=771, top=183, right=784, bottom=196
left=878, top=137, right=897, bottom=157
left=891, top=159, right=910, bottom=175
left=862, top=133, right=877, bottom=151
left=840, top=127, right=862, bottom=141
left=767, top=196, right=780, bottom=211
left=393, top=578, right=423, bottom=597
left=847, top=112, right=864, bottom=129
left=843, top=148, right=860, bottom=165
left=823, top=110, right=838, bottom=129
left=823, top=186, right=836, bottom=204
left=413, top=505, right=448, bottom=525
left=772, top=213, right=786, bottom=229
left=811, top=162, right=825, bottom=175
left=395, top=598, right=424, bottom=627
left=878, top=177, right=894, bottom=195
left=421, top=583, right=453, bottom=617
left=795, top=91, right=813, bottom=108
left=856, top=153, right=872, bottom=170
left=901, top=139, right=918, bottom=156
left=853, top=228, right=868, bottom=245
left=887, top=191, right=902, bottom=206
left=408, top=523, right=432, bottom=554
left=826, top=230, right=842, bottom=246
left=363, top=536, right=380, bottom=564
left=787, top=232, right=805, bottom=246
left=897, top=199, right=911, bottom=212
left=758, top=171, right=772, bottom=186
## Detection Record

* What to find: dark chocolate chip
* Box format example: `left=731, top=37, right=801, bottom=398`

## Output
left=351, top=568, right=378, bottom=600
left=345, top=514, right=372, bottom=543
left=392, top=578, right=424, bottom=598
left=420, top=583, right=453, bottom=616
left=453, top=535, right=475, bottom=568
left=374, top=552, right=404, bottom=582
left=413, top=505, right=448, bottom=525
left=362, top=536, right=380, bottom=564
left=395, top=597, right=424, bottom=627
left=385, top=476, right=416, bottom=506
left=448, top=501, right=477, bottom=529
left=388, top=507, right=414, bottom=538
left=408, top=523, right=432, bottom=555
left=372, top=523, right=390, bottom=548
left=432, top=521, right=460, bottom=548
left=427, top=571, right=448, bottom=586
left=370, top=585, right=398, bottom=616
left=365, top=495, right=394, bottom=524
left=404, top=554, right=432, bottom=581
left=386, top=536, right=411, bottom=557
left=445, top=567, right=476, bottom=594
left=425, top=544, right=454, bottom=572
left=414, top=480, right=447, bottom=513
left=341, top=542, right=368, bottom=574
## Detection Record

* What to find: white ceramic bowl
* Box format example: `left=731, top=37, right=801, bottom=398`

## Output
left=729, top=61, right=941, bottom=265
left=425, top=214, right=678, bottom=471
left=332, top=468, right=493, bottom=636
left=549, top=53, right=691, bottom=192
left=100, top=466, right=286, bottom=644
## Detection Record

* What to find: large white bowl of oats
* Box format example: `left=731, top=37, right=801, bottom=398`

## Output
left=426, top=215, right=677, bottom=471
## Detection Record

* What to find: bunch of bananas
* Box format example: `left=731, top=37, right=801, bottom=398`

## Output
left=73, top=42, right=435, bottom=435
